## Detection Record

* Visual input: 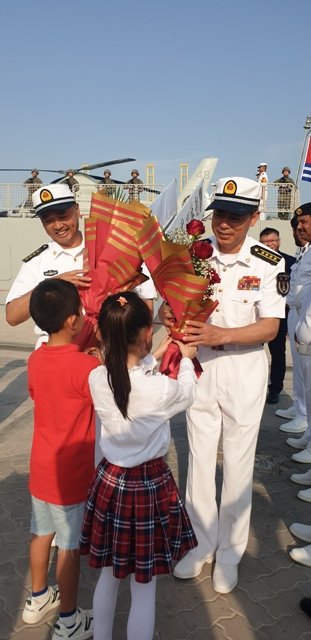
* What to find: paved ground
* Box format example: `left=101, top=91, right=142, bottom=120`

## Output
left=1, top=308, right=311, bottom=639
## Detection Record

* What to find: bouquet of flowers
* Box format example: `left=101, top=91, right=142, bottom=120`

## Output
left=136, top=217, right=220, bottom=378
left=74, top=191, right=151, bottom=350
left=166, top=219, right=220, bottom=303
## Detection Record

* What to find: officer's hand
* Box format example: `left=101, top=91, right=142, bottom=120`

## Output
left=158, top=302, right=176, bottom=332
left=56, top=269, right=92, bottom=288
left=182, top=321, right=228, bottom=347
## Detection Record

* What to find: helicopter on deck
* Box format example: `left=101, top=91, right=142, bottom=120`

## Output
left=0, top=157, right=162, bottom=218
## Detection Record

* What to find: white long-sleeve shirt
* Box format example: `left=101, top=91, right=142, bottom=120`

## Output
left=89, top=355, right=196, bottom=467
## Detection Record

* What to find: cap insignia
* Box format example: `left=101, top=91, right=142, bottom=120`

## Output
left=223, top=180, right=237, bottom=196
left=296, top=208, right=302, bottom=216
left=40, top=189, right=53, bottom=203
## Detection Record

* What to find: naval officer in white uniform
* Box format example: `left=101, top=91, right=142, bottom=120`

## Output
left=170, top=177, right=286, bottom=593
left=6, top=184, right=156, bottom=347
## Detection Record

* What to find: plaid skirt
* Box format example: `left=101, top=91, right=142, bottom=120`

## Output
left=79, top=456, right=197, bottom=583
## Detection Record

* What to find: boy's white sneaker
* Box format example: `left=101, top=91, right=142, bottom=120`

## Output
left=22, top=585, right=60, bottom=624
left=52, top=608, right=93, bottom=639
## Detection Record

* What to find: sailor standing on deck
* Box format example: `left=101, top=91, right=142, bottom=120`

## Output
left=5, top=184, right=156, bottom=347
left=161, top=177, right=286, bottom=593
left=257, top=162, right=268, bottom=220
left=23, top=169, right=42, bottom=208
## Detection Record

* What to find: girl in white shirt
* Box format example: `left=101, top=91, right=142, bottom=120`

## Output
left=79, top=291, right=197, bottom=640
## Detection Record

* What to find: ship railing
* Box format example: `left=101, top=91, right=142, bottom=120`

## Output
left=0, top=183, right=165, bottom=218
left=258, top=182, right=299, bottom=220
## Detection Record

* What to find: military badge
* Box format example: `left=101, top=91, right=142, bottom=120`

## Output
left=40, top=189, right=53, bottom=203
left=296, top=208, right=302, bottom=216
left=223, top=180, right=237, bottom=195
left=43, top=270, right=58, bottom=276
left=238, top=276, right=261, bottom=291
left=276, top=272, right=290, bottom=297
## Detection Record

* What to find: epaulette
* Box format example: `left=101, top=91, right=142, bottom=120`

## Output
left=23, top=244, right=49, bottom=263
left=250, top=245, right=282, bottom=266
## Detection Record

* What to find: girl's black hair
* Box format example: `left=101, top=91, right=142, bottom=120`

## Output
left=98, top=291, right=152, bottom=419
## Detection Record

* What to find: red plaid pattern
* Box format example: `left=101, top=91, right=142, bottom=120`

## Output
left=79, top=457, right=197, bottom=583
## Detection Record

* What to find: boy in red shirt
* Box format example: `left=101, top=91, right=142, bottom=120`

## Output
left=23, top=279, right=99, bottom=640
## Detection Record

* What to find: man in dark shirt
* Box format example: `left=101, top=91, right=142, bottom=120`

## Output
left=260, top=227, right=296, bottom=403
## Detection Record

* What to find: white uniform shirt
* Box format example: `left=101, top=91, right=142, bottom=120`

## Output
left=6, top=238, right=157, bottom=345
left=257, top=171, right=268, bottom=188
left=89, top=355, right=196, bottom=467
left=291, top=244, right=311, bottom=314
left=296, top=284, right=311, bottom=347
left=207, top=235, right=285, bottom=330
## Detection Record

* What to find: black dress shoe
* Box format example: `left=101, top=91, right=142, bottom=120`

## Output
left=266, top=390, right=280, bottom=404
left=300, top=597, right=311, bottom=618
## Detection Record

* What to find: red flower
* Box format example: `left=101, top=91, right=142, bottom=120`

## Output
left=192, top=240, right=214, bottom=259
left=210, top=269, right=221, bottom=284
left=186, top=219, right=205, bottom=237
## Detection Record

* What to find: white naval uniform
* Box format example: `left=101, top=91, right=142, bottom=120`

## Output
left=185, top=235, right=285, bottom=566
left=6, top=239, right=157, bottom=349
left=292, top=244, right=311, bottom=443
left=295, top=283, right=311, bottom=445
left=286, top=246, right=309, bottom=421
left=257, top=172, right=268, bottom=220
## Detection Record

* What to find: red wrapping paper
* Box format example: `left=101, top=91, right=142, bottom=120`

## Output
left=75, top=192, right=151, bottom=350
left=136, top=219, right=218, bottom=378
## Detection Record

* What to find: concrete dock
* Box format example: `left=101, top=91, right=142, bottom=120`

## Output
left=1, top=308, right=311, bottom=639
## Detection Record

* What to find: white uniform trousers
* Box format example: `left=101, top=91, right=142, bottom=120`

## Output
left=185, top=345, right=268, bottom=566
left=300, top=354, right=311, bottom=442
left=287, top=308, right=307, bottom=420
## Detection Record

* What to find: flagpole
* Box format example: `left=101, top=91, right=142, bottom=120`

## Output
left=295, top=116, right=311, bottom=186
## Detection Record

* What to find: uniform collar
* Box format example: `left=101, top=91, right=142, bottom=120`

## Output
left=50, top=236, right=85, bottom=258
left=210, top=235, right=253, bottom=267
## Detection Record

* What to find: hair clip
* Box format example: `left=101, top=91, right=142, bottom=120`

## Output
left=117, top=296, right=128, bottom=307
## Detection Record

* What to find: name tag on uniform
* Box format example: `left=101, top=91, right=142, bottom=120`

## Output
left=43, top=270, right=58, bottom=276
left=237, top=276, right=261, bottom=291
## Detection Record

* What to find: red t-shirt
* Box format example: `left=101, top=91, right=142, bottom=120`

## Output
left=28, top=343, right=99, bottom=505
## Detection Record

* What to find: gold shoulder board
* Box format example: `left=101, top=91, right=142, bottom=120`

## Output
left=250, top=245, right=282, bottom=266
left=23, top=244, right=49, bottom=263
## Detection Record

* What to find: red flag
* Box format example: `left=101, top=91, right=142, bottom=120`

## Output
left=302, top=137, right=311, bottom=183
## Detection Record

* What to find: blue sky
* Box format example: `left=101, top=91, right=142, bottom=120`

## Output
left=1, top=0, right=311, bottom=199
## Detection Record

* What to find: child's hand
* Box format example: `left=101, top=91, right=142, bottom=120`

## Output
left=174, top=340, right=198, bottom=361
left=84, top=346, right=104, bottom=364
left=152, top=335, right=173, bottom=360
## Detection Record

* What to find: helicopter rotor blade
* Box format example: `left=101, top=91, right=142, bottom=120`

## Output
left=79, top=158, right=136, bottom=171
left=81, top=173, right=160, bottom=194
left=0, top=168, right=64, bottom=173
left=50, top=176, right=67, bottom=184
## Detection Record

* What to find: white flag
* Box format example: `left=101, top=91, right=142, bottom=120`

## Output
left=166, top=180, right=204, bottom=233
left=150, top=179, right=177, bottom=228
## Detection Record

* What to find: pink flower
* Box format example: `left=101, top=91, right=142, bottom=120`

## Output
left=186, top=219, right=205, bottom=237
left=192, top=240, right=213, bottom=259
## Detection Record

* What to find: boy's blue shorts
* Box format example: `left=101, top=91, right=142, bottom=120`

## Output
left=30, top=496, right=85, bottom=550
